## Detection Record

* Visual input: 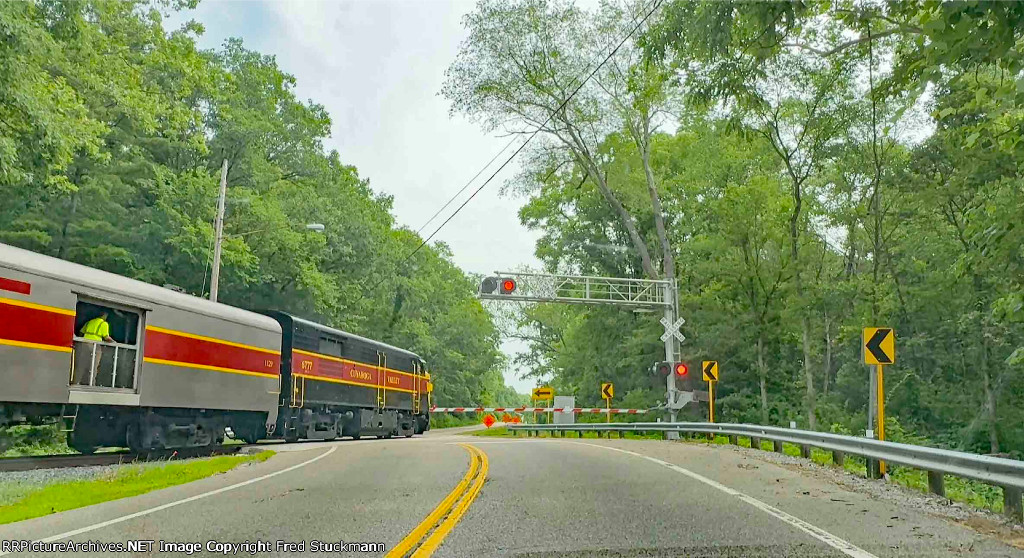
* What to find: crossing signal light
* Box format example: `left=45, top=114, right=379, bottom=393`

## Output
left=653, top=361, right=671, bottom=376
left=480, top=277, right=498, bottom=294
left=480, top=276, right=517, bottom=295
left=674, top=362, right=689, bottom=377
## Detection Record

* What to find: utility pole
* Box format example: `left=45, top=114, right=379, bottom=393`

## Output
left=209, top=159, right=228, bottom=303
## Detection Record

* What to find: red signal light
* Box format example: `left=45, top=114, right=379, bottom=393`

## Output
left=674, top=362, right=688, bottom=377
left=500, top=279, right=516, bottom=294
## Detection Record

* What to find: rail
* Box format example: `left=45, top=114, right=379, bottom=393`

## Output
left=506, top=421, right=1024, bottom=520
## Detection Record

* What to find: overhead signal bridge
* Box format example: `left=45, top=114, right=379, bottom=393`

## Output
left=478, top=271, right=694, bottom=427
left=478, top=272, right=671, bottom=308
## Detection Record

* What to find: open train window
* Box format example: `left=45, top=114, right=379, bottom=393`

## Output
left=71, top=300, right=141, bottom=390
left=318, top=335, right=343, bottom=358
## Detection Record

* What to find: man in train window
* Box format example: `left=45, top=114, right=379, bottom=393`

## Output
left=80, top=311, right=115, bottom=382
left=81, top=311, right=115, bottom=343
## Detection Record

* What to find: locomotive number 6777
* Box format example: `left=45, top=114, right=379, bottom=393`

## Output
left=0, top=243, right=431, bottom=452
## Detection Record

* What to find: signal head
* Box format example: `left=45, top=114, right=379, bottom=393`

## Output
left=499, top=278, right=516, bottom=294
left=674, top=362, right=689, bottom=377
left=656, top=361, right=671, bottom=376
left=480, top=276, right=498, bottom=294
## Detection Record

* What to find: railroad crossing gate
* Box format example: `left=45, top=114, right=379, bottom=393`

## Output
left=532, top=386, right=554, bottom=401
left=863, top=328, right=895, bottom=365
left=601, top=383, right=614, bottom=400
left=702, top=361, right=719, bottom=382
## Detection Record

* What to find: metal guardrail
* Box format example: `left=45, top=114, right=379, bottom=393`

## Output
left=507, top=421, right=1024, bottom=520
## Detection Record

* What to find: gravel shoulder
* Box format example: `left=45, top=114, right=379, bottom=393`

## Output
left=681, top=439, right=1024, bottom=551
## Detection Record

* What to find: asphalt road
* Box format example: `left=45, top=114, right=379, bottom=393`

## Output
left=0, top=427, right=1020, bottom=557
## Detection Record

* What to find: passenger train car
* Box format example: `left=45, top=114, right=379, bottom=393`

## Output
left=0, top=243, right=431, bottom=452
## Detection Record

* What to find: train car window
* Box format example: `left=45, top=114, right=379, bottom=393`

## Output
left=319, top=336, right=342, bottom=357
left=72, top=301, right=141, bottom=390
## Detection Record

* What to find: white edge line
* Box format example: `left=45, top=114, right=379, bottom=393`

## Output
left=0, top=446, right=338, bottom=556
left=570, top=442, right=878, bottom=558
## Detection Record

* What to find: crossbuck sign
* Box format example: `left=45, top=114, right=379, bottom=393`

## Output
left=660, top=316, right=685, bottom=344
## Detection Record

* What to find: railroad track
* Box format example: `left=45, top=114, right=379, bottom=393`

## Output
left=0, top=445, right=244, bottom=473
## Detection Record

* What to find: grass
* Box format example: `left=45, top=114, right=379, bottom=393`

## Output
left=429, top=414, right=481, bottom=429
left=0, top=425, right=75, bottom=457
left=0, top=451, right=274, bottom=525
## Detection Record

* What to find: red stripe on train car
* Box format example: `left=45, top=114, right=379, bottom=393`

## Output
left=292, top=351, right=421, bottom=392
left=0, top=300, right=74, bottom=348
left=144, top=328, right=279, bottom=377
left=0, top=277, right=31, bottom=295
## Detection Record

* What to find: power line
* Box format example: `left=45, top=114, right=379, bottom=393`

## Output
left=387, top=0, right=665, bottom=280
left=414, top=137, right=519, bottom=236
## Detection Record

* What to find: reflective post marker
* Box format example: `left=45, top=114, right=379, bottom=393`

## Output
left=709, top=380, right=715, bottom=423
left=877, top=363, right=886, bottom=476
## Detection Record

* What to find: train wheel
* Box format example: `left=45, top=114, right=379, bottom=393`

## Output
left=351, top=433, right=361, bottom=440
left=67, top=431, right=98, bottom=454
left=126, top=422, right=145, bottom=452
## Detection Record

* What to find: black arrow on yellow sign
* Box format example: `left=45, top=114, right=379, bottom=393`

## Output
left=702, top=361, right=718, bottom=382
left=601, top=383, right=613, bottom=399
left=865, top=328, right=894, bottom=364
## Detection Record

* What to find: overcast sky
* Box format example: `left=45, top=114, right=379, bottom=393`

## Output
left=172, top=0, right=542, bottom=393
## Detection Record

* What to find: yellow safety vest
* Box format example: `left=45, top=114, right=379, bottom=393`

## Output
left=82, top=317, right=109, bottom=341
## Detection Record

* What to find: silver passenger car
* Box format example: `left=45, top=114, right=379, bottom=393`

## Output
left=0, top=243, right=281, bottom=451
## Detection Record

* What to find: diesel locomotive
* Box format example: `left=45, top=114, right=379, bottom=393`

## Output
left=0, top=243, right=431, bottom=452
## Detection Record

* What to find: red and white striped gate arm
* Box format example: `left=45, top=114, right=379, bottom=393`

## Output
left=429, top=406, right=647, bottom=414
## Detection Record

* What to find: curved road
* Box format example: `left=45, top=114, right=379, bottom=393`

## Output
left=0, top=427, right=1020, bottom=557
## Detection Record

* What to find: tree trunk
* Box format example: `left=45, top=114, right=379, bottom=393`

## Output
left=789, top=179, right=816, bottom=430
left=980, top=330, right=1000, bottom=454
left=639, top=127, right=674, bottom=281
left=57, top=192, right=79, bottom=259
left=578, top=153, right=659, bottom=279
left=822, top=314, right=833, bottom=396
left=802, top=314, right=816, bottom=430
left=757, top=333, right=769, bottom=424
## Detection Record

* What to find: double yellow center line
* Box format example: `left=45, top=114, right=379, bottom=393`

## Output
left=387, top=444, right=489, bottom=557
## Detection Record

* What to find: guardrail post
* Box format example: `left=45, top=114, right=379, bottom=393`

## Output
left=800, top=444, right=811, bottom=459
left=577, top=430, right=583, bottom=439
left=831, top=450, right=844, bottom=468
left=1003, top=486, right=1023, bottom=521
left=728, top=435, right=738, bottom=445
left=927, top=471, right=945, bottom=498
left=772, top=440, right=784, bottom=454
left=867, top=459, right=882, bottom=479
